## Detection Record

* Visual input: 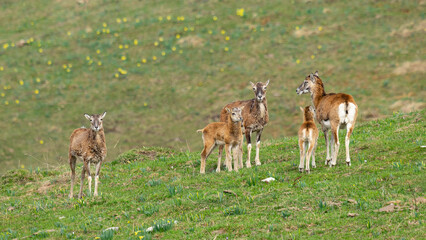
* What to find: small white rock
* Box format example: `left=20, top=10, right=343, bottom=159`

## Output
left=261, top=177, right=276, bottom=183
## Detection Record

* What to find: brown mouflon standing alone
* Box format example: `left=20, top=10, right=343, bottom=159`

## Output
left=197, top=107, right=244, bottom=174
left=298, top=106, right=319, bottom=173
left=296, top=71, right=358, bottom=166
left=219, top=80, right=269, bottom=169
left=69, top=112, right=107, bottom=198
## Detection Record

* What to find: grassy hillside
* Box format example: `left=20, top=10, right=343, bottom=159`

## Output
left=0, top=0, right=424, bottom=173
left=0, top=110, right=424, bottom=239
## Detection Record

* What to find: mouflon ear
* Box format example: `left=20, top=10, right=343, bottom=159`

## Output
left=250, top=81, right=256, bottom=89
left=100, top=111, right=107, bottom=119
left=314, top=71, right=319, bottom=77
left=84, top=114, right=92, bottom=121
left=310, top=73, right=316, bottom=82
left=265, top=79, right=270, bottom=87
left=299, top=106, right=304, bottom=112
left=225, top=107, right=231, bottom=113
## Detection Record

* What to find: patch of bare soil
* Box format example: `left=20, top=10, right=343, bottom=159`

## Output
left=390, top=100, right=426, bottom=113
left=393, top=61, right=426, bottom=75
left=390, top=20, right=426, bottom=37
left=177, top=36, right=204, bottom=47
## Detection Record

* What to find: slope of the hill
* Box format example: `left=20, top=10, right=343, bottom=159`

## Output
left=0, top=1, right=424, bottom=173
left=0, top=110, right=424, bottom=239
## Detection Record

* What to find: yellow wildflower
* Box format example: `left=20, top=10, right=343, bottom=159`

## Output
left=21, top=164, right=25, bottom=169
left=114, top=33, right=119, bottom=37
left=261, top=27, right=265, bottom=32
left=172, top=46, right=176, bottom=51
left=152, top=56, right=157, bottom=61
left=176, top=34, right=180, bottom=39
left=96, top=30, right=101, bottom=35
left=296, top=59, right=300, bottom=64
left=213, top=16, right=218, bottom=21
left=119, top=44, right=123, bottom=49
left=36, top=78, right=41, bottom=82
left=135, top=18, right=140, bottom=23
left=295, top=26, right=300, bottom=30
left=86, top=56, right=91, bottom=61
left=34, top=89, right=39, bottom=94
left=115, top=73, right=119, bottom=78
left=143, top=102, right=148, bottom=106
left=221, top=30, right=226, bottom=35
left=208, top=30, right=213, bottom=34
left=142, top=58, right=147, bottom=63
left=66, top=68, right=71, bottom=72
left=67, top=31, right=71, bottom=36
left=220, top=68, right=224, bottom=72
left=167, top=16, right=171, bottom=21
left=15, top=100, right=19, bottom=104
left=158, top=16, right=163, bottom=21
left=116, top=18, right=121, bottom=23
left=236, top=8, right=244, bottom=17
left=134, top=39, right=138, bottom=45
left=311, top=55, right=315, bottom=59
left=19, top=80, right=24, bottom=86
left=181, top=16, right=185, bottom=21
left=4, top=101, right=9, bottom=105
left=0, top=93, right=4, bottom=97
left=159, top=37, right=164, bottom=42
left=225, top=36, right=230, bottom=41
left=137, top=63, right=141, bottom=67
left=96, top=49, right=101, bottom=54
left=179, top=50, right=183, bottom=54
left=68, top=64, right=72, bottom=68
left=161, top=51, right=166, bottom=56
left=103, top=23, right=107, bottom=27
left=317, top=45, right=322, bottom=49
left=184, top=27, right=188, bottom=32
left=98, top=61, right=102, bottom=66
left=124, top=44, right=129, bottom=49
left=318, top=26, right=323, bottom=31
left=0, top=66, right=3, bottom=71
left=224, top=47, right=229, bottom=52
left=154, top=41, right=159, bottom=46
left=123, top=17, right=127, bottom=22
left=121, top=56, right=126, bottom=61
left=190, top=26, right=194, bottom=31
left=38, top=48, right=43, bottom=53
left=47, top=60, right=52, bottom=65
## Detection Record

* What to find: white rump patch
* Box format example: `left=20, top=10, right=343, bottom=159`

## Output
left=338, top=103, right=357, bottom=124
left=347, top=103, right=357, bottom=123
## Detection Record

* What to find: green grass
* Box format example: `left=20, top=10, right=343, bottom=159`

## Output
left=0, top=0, right=425, bottom=173
left=0, top=110, right=424, bottom=239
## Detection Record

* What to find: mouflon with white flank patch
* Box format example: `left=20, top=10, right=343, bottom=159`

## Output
left=296, top=71, right=358, bottom=166
left=219, top=80, right=269, bottom=169
left=69, top=112, right=107, bottom=198
left=298, top=106, right=319, bottom=173
left=197, top=107, right=244, bottom=174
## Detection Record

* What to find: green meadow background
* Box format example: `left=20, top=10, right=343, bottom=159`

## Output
left=0, top=0, right=424, bottom=173
left=0, top=1, right=425, bottom=239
